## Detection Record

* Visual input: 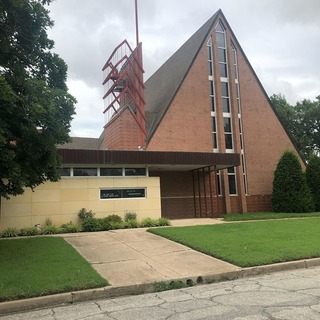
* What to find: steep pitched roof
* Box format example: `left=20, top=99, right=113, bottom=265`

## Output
left=144, top=10, right=220, bottom=142
left=56, top=137, right=104, bottom=150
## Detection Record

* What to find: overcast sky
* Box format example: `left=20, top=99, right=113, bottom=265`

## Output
left=46, top=0, right=320, bottom=138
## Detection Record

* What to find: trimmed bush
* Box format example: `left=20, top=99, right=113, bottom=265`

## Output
left=77, top=208, right=95, bottom=221
left=157, top=218, right=171, bottom=226
left=104, top=215, right=122, bottom=224
left=306, top=154, right=320, bottom=211
left=124, top=219, right=139, bottom=228
left=140, top=217, right=158, bottom=227
left=272, top=151, right=314, bottom=212
left=81, top=218, right=103, bottom=232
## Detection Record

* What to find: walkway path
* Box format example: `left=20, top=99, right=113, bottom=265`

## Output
left=63, top=219, right=236, bottom=287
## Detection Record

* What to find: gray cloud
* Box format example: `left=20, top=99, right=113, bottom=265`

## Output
left=46, top=0, right=320, bottom=137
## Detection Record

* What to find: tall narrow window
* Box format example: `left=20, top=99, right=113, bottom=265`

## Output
left=207, top=37, right=218, bottom=151
left=227, top=167, right=237, bottom=195
left=216, top=21, right=233, bottom=153
left=232, top=43, right=248, bottom=194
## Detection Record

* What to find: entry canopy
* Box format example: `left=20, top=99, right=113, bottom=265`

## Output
left=58, top=149, right=240, bottom=171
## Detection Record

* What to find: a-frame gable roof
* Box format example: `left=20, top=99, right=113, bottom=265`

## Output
left=144, top=10, right=221, bottom=142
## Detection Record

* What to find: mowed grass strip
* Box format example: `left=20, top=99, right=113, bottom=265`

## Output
left=223, top=212, right=320, bottom=221
left=0, top=237, right=108, bottom=302
left=149, top=218, right=320, bottom=267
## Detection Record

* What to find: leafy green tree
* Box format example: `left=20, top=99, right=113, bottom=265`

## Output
left=306, top=155, right=320, bottom=211
left=272, top=151, right=314, bottom=213
left=0, top=0, right=76, bottom=198
left=270, top=94, right=320, bottom=160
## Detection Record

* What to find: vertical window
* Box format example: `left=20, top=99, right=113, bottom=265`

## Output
left=216, top=170, right=222, bottom=195
left=207, top=37, right=218, bottom=151
left=216, top=20, right=233, bottom=153
left=232, top=43, right=248, bottom=194
left=224, top=118, right=233, bottom=150
left=227, top=167, right=237, bottom=195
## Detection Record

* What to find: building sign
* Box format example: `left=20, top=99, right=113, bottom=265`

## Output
left=100, top=188, right=146, bottom=199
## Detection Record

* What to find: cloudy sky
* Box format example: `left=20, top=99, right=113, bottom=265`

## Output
left=46, top=0, right=320, bottom=138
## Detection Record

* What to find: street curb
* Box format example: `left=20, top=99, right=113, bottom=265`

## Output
left=2, top=257, right=320, bottom=316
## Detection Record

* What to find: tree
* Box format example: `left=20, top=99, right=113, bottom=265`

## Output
left=270, top=94, right=320, bottom=160
left=0, top=0, right=76, bottom=198
left=272, top=151, right=314, bottom=213
left=306, top=155, right=320, bottom=211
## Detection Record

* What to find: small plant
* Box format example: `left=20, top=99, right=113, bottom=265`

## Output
left=140, top=217, right=158, bottom=228
left=124, top=211, right=137, bottom=222
left=1, top=227, right=19, bottom=238
left=106, top=221, right=123, bottom=230
left=77, top=208, right=95, bottom=221
left=154, top=280, right=186, bottom=292
left=20, top=227, right=39, bottom=237
left=42, top=224, right=60, bottom=235
left=61, top=222, right=80, bottom=233
left=104, top=215, right=122, bottom=224
left=44, top=217, right=53, bottom=226
left=124, top=219, right=139, bottom=228
left=157, top=218, right=171, bottom=226
left=81, top=218, right=103, bottom=232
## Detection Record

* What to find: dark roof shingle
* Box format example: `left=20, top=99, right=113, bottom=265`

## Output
left=144, top=10, right=220, bottom=141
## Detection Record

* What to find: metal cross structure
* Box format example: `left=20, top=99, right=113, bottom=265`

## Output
left=102, top=0, right=146, bottom=146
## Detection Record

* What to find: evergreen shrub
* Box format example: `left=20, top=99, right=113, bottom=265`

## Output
left=306, top=155, right=320, bottom=211
left=272, top=151, right=314, bottom=213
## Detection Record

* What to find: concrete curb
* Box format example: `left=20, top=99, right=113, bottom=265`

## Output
left=2, top=257, right=320, bottom=316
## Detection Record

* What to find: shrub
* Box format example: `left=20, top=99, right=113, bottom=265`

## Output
left=42, top=225, right=60, bottom=235
left=306, top=155, right=320, bottom=211
left=140, top=217, right=158, bottom=228
left=77, top=208, right=95, bottom=221
left=81, top=218, right=103, bottom=232
left=104, top=215, right=122, bottom=224
left=1, top=227, right=19, bottom=238
left=20, top=227, right=39, bottom=236
left=107, top=221, right=123, bottom=230
left=157, top=218, right=171, bottom=226
left=124, top=211, right=137, bottom=222
left=124, top=219, right=139, bottom=228
left=61, top=222, right=80, bottom=233
left=272, top=151, right=314, bottom=213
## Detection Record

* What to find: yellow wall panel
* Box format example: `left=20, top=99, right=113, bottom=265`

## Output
left=32, top=189, right=60, bottom=203
left=0, top=176, right=161, bottom=229
left=60, top=178, right=88, bottom=189
left=60, top=189, right=88, bottom=202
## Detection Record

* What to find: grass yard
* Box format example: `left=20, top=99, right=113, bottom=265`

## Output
left=149, top=218, right=320, bottom=267
left=0, top=237, right=108, bottom=302
left=223, top=212, right=320, bottom=221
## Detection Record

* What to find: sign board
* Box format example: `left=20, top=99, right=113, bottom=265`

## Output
left=100, top=188, right=146, bottom=199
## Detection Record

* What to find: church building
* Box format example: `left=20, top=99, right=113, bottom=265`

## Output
left=0, top=10, right=302, bottom=228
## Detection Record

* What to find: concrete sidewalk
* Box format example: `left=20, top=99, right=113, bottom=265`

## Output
left=63, top=219, right=237, bottom=287
left=3, top=218, right=320, bottom=315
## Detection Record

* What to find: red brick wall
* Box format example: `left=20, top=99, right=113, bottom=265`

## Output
left=103, top=108, right=142, bottom=150
left=146, top=46, right=213, bottom=152
left=246, top=195, right=272, bottom=212
left=236, top=49, right=303, bottom=196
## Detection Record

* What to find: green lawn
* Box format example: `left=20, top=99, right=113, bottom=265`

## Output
left=222, top=212, right=320, bottom=221
left=149, top=218, right=320, bottom=267
left=0, top=237, right=108, bottom=302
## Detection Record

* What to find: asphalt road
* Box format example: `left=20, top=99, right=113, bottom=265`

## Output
left=3, top=266, right=320, bottom=320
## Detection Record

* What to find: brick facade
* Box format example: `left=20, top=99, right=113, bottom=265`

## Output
left=101, top=11, right=304, bottom=218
